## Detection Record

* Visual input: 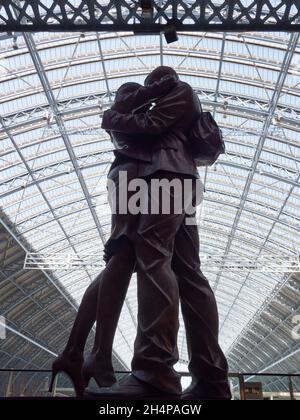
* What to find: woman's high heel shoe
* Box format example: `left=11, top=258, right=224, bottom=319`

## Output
left=82, top=354, right=116, bottom=389
left=49, top=354, right=85, bottom=397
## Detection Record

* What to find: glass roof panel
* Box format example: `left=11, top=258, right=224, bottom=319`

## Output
left=0, top=25, right=299, bottom=373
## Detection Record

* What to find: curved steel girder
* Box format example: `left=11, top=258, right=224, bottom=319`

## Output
left=1, top=149, right=299, bottom=218
left=1, top=45, right=300, bottom=119
left=229, top=301, right=300, bottom=361
left=216, top=288, right=269, bottom=310
left=2, top=189, right=296, bottom=262
left=216, top=283, right=270, bottom=304
left=5, top=143, right=300, bottom=200
left=0, top=34, right=292, bottom=82
left=1, top=101, right=300, bottom=176
left=203, top=220, right=299, bottom=252
left=250, top=323, right=298, bottom=351
left=2, top=117, right=300, bottom=174
left=14, top=312, right=73, bottom=346
left=15, top=198, right=299, bottom=242
left=2, top=323, right=68, bottom=371
left=2, top=88, right=300, bottom=139
left=218, top=180, right=300, bottom=339
left=0, top=139, right=113, bottom=174
left=226, top=278, right=297, bottom=358
left=218, top=307, right=265, bottom=324
left=17, top=212, right=106, bottom=239
left=18, top=211, right=298, bottom=258
left=1, top=116, right=300, bottom=176
left=218, top=204, right=298, bottom=331
left=229, top=337, right=300, bottom=375
left=0, top=31, right=298, bottom=89
left=230, top=335, right=278, bottom=363
left=3, top=292, right=59, bottom=328
left=2, top=316, right=58, bottom=359
left=0, top=31, right=293, bottom=54
left=13, top=174, right=299, bottom=231
left=1, top=153, right=299, bottom=210
left=22, top=33, right=107, bottom=251
left=222, top=302, right=298, bottom=354
left=0, top=217, right=78, bottom=332
left=0, top=154, right=113, bottom=198
left=1, top=126, right=300, bottom=199
left=0, top=349, right=39, bottom=370
left=18, top=308, right=74, bottom=340
left=44, top=271, right=273, bottom=303
left=46, top=222, right=293, bottom=258
left=0, top=65, right=299, bottom=133
left=0, top=47, right=291, bottom=99
left=1, top=30, right=293, bottom=66
left=234, top=355, right=300, bottom=379
left=10, top=188, right=299, bottom=256
left=1, top=124, right=99, bottom=286
left=1, top=283, right=56, bottom=316
left=30, top=206, right=299, bottom=258
left=212, top=32, right=300, bottom=294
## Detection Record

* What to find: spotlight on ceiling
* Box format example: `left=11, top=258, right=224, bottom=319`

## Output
left=140, top=0, right=153, bottom=20
left=164, top=23, right=178, bottom=44
left=12, top=34, right=18, bottom=50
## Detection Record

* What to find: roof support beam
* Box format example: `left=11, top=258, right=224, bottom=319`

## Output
left=0, top=217, right=77, bottom=311
left=22, top=32, right=106, bottom=245
left=245, top=345, right=300, bottom=382
left=0, top=116, right=95, bottom=284
left=1, top=1, right=300, bottom=32
left=213, top=32, right=300, bottom=293
left=96, top=32, right=112, bottom=101
left=0, top=318, right=57, bottom=357
left=219, top=175, right=300, bottom=335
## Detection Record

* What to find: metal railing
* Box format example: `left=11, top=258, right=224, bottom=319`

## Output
left=0, top=369, right=299, bottom=399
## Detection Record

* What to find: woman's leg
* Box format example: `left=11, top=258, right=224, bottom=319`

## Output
left=84, top=160, right=138, bottom=384
left=62, top=273, right=102, bottom=359
left=61, top=238, right=135, bottom=360
left=52, top=238, right=135, bottom=390
left=50, top=274, right=103, bottom=396
left=82, top=239, right=136, bottom=387
left=91, top=240, right=135, bottom=361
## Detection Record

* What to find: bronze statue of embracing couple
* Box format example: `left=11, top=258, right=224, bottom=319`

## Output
left=50, top=66, right=231, bottom=400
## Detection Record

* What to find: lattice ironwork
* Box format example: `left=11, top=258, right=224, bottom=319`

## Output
left=0, top=1, right=300, bottom=32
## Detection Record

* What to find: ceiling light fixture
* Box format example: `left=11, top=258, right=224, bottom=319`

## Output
left=164, top=23, right=179, bottom=44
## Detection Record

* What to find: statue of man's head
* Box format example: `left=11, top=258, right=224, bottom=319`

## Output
left=144, top=66, right=179, bottom=86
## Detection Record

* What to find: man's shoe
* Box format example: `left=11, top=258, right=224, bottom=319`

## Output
left=85, top=374, right=178, bottom=399
left=182, top=380, right=232, bottom=400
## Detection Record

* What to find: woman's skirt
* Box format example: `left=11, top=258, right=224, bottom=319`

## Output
left=104, top=158, right=140, bottom=261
